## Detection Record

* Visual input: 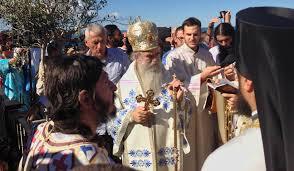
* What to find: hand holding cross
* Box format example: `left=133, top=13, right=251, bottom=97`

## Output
left=136, top=89, right=160, bottom=110
left=131, top=89, right=160, bottom=125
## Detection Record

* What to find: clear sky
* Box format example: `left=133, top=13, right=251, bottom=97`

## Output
left=100, top=0, right=294, bottom=30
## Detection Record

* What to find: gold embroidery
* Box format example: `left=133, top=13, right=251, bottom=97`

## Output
left=238, top=117, right=260, bottom=135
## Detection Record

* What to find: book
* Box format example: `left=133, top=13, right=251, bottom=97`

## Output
left=207, top=78, right=239, bottom=94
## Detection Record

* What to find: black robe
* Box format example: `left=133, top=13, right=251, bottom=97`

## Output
left=235, top=7, right=294, bottom=171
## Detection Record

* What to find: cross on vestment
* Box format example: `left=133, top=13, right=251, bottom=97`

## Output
left=136, top=89, right=160, bottom=110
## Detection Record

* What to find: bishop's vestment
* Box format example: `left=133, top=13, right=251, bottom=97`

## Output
left=108, top=62, right=193, bottom=171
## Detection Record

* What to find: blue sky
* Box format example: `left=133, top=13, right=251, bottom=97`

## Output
left=100, top=0, right=294, bottom=30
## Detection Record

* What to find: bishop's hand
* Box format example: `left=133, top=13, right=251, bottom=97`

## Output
left=131, top=106, right=153, bottom=124
left=168, top=75, right=184, bottom=102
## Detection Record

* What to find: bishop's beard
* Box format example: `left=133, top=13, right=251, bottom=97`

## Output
left=136, top=61, right=164, bottom=95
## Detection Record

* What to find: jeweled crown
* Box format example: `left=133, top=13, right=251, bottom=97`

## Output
left=127, top=19, right=159, bottom=52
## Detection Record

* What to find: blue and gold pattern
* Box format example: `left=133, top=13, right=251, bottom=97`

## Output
left=157, top=147, right=178, bottom=166
left=158, top=89, right=173, bottom=111
left=158, top=157, right=176, bottom=166
left=130, top=159, right=152, bottom=168
left=108, top=89, right=138, bottom=141
left=158, top=147, right=177, bottom=156
left=108, top=109, right=128, bottom=140
left=129, top=149, right=151, bottom=158
left=123, top=89, right=138, bottom=110
left=129, top=149, right=152, bottom=168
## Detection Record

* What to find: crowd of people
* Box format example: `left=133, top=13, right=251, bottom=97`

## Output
left=0, top=6, right=293, bottom=171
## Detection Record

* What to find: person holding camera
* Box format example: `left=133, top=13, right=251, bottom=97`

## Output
left=209, top=11, right=234, bottom=66
left=204, top=11, right=232, bottom=50
left=208, top=11, right=242, bottom=144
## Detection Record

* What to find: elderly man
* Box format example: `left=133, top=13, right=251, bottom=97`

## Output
left=19, top=56, right=117, bottom=170
left=85, top=24, right=130, bottom=84
left=107, top=20, right=194, bottom=171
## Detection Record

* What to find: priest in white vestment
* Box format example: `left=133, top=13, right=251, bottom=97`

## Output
left=165, top=17, right=222, bottom=171
left=201, top=56, right=266, bottom=171
left=107, top=20, right=194, bottom=171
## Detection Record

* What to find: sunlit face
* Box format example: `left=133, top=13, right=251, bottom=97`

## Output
left=136, top=47, right=161, bottom=66
left=216, top=35, right=233, bottom=48
left=183, top=25, right=201, bottom=50
left=175, top=30, right=184, bottom=48
left=85, top=32, right=106, bottom=59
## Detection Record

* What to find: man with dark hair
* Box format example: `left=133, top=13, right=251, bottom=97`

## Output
left=19, top=55, right=117, bottom=171
left=204, top=6, right=294, bottom=171
left=209, top=23, right=235, bottom=66
left=233, top=7, right=294, bottom=171
left=165, top=17, right=221, bottom=170
left=104, top=24, right=123, bottom=48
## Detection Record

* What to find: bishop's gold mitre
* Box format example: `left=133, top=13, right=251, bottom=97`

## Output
left=127, top=20, right=159, bottom=52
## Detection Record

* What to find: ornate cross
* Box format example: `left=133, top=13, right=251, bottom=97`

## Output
left=136, top=89, right=160, bottom=110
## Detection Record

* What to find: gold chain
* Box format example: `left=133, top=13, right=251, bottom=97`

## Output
left=224, top=102, right=234, bottom=141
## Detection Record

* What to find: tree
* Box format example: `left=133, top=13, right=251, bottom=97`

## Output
left=0, top=0, right=109, bottom=56
left=0, top=0, right=117, bottom=103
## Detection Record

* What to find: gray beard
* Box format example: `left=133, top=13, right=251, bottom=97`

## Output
left=136, top=62, right=164, bottom=95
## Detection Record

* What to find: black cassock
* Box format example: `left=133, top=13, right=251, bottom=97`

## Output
left=235, top=7, right=294, bottom=171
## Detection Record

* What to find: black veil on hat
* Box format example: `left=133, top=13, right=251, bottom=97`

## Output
left=235, top=7, right=294, bottom=171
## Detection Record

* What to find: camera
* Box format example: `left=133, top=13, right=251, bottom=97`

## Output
left=219, top=11, right=228, bottom=18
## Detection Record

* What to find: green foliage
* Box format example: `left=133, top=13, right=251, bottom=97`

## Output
left=0, top=0, right=108, bottom=46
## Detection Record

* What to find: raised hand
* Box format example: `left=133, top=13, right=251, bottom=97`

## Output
left=201, top=66, right=222, bottom=83
left=224, top=10, right=231, bottom=23
left=209, top=17, right=220, bottom=27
